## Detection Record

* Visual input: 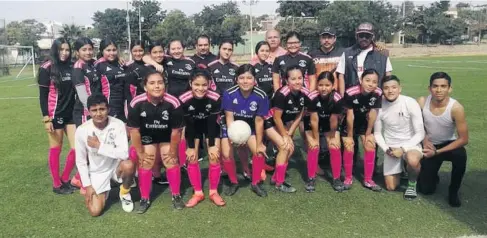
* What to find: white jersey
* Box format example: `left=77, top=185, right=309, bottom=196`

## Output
left=422, top=95, right=457, bottom=145
left=75, top=116, right=129, bottom=192
left=374, top=95, right=425, bottom=151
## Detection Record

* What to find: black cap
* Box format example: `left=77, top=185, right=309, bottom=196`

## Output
left=356, top=22, right=375, bottom=35
left=320, top=27, right=336, bottom=36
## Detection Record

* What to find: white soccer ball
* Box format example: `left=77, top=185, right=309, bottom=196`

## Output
left=228, top=120, right=251, bottom=145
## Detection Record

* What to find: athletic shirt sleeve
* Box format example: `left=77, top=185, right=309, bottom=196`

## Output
left=75, top=127, right=91, bottom=187
left=97, top=121, right=129, bottom=160
left=38, top=65, right=51, bottom=117
left=371, top=89, right=383, bottom=109
left=272, top=91, right=286, bottom=111
left=72, top=62, right=90, bottom=111
left=182, top=100, right=196, bottom=148
left=171, top=104, right=185, bottom=129
left=404, top=97, right=425, bottom=147
left=257, top=94, right=269, bottom=117
left=306, top=92, right=319, bottom=112
left=272, top=57, right=281, bottom=74
left=336, top=52, right=346, bottom=75
left=344, top=92, right=354, bottom=109
left=221, top=91, right=232, bottom=112
left=206, top=96, right=221, bottom=147
left=331, top=92, right=344, bottom=114
left=373, top=109, right=389, bottom=152
left=127, top=102, right=141, bottom=129
left=306, top=56, right=316, bottom=75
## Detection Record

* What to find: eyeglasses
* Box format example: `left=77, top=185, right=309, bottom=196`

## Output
left=286, top=41, right=301, bottom=45
left=357, top=33, right=373, bottom=39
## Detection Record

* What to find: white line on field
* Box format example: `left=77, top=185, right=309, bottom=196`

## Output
left=0, top=77, right=35, bottom=84
left=0, top=96, right=37, bottom=100
left=407, top=64, right=484, bottom=70
left=27, top=83, right=37, bottom=87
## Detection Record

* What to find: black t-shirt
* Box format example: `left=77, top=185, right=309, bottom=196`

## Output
left=253, top=61, right=274, bottom=98
left=208, top=60, right=239, bottom=95
left=124, top=60, right=146, bottom=104
left=306, top=90, right=343, bottom=131
left=72, top=59, right=99, bottom=112
left=272, top=52, right=316, bottom=88
left=38, top=61, right=75, bottom=118
left=343, top=85, right=382, bottom=118
left=272, top=86, right=310, bottom=123
left=191, top=53, right=218, bottom=69
left=95, top=58, right=126, bottom=112
left=163, top=56, right=195, bottom=97
left=308, top=47, right=344, bottom=75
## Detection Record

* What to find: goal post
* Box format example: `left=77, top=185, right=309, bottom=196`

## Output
left=0, top=44, right=36, bottom=80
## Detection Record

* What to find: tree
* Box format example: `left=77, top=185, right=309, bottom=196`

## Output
left=275, top=18, right=319, bottom=49
left=59, top=24, right=82, bottom=42
left=458, top=6, right=487, bottom=43
left=6, top=19, right=46, bottom=48
left=149, top=10, right=198, bottom=47
left=276, top=0, right=329, bottom=17
left=130, top=0, right=166, bottom=41
left=92, top=8, right=128, bottom=45
left=456, top=2, right=470, bottom=9
left=399, top=1, right=415, bottom=18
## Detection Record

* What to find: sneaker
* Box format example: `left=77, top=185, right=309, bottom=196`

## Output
left=186, top=193, right=205, bottom=208
left=224, top=182, right=239, bottom=196
left=275, top=182, right=297, bottom=193
left=242, top=172, right=251, bottom=181
left=172, top=195, right=185, bottom=210
left=153, top=176, right=169, bottom=185
left=343, top=178, right=353, bottom=190
left=305, top=178, right=316, bottom=193
left=364, top=180, right=382, bottom=192
left=119, top=193, right=134, bottom=212
left=137, top=199, right=150, bottom=214
left=198, top=157, right=204, bottom=162
left=53, top=185, right=74, bottom=195
left=251, top=183, right=268, bottom=197
left=209, top=193, right=226, bottom=206
left=448, top=191, right=461, bottom=207
left=62, top=180, right=79, bottom=191
left=404, top=186, right=417, bottom=200
left=332, top=179, right=344, bottom=192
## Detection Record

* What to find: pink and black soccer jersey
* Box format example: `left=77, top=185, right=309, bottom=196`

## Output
left=191, top=53, right=217, bottom=69
left=252, top=61, right=274, bottom=98
left=124, top=60, right=146, bottom=104
left=222, top=85, right=269, bottom=131
left=305, top=90, right=343, bottom=132
left=95, top=58, right=127, bottom=120
left=208, top=60, right=239, bottom=95
left=272, top=52, right=316, bottom=88
left=341, top=85, right=382, bottom=135
left=38, top=61, right=75, bottom=119
left=163, top=55, right=195, bottom=97
left=179, top=90, right=221, bottom=148
left=127, top=93, right=184, bottom=145
left=272, top=86, right=310, bottom=123
left=72, top=59, right=99, bottom=125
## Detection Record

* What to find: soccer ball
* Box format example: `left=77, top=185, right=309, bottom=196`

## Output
left=228, top=120, right=251, bottom=145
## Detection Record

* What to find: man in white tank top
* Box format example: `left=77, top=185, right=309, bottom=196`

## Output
left=417, top=72, right=468, bottom=207
left=374, top=76, right=424, bottom=200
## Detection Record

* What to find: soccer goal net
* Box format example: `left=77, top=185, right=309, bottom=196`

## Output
left=0, top=45, right=36, bottom=80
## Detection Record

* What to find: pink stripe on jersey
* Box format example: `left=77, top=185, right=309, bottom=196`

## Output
left=300, top=87, right=310, bottom=95
left=374, top=88, right=383, bottom=96
left=298, top=52, right=312, bottom=59
left=84, top=76, right=92, bottom=96
left=48, top=81, right=58, bottom=118
left=74, top=60, right=85, bottom=69
left=346, top=85, right=360, bottom=96
left=125, top=60, right=134, bottom=66
left=179, top=90, right=193, bottom=103
left=207, top=60, right=219, bottom=67
left=182, top=57, right=195, bottom=63
left=41, top=61, right=52, bottom=69
left=206, top=90, right=220, bottom=101
left=101, top=75, right=110, bottom=102
left=130, top=85, right=137, bottom=99
left=308, top=91, right=319, bottom=100
left=163, top=93, right=181, bottom=108
left=333, top=92, right=342, bottom=102
left=94, top=57, right=106, bottom=66
left=279, top=86, right=290, bottom=96
left=130, top=94, right=148, bottom=108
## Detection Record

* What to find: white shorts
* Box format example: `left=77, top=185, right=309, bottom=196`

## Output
left=383, top=145, right=422, bottom=176
left=90, top=160, right=122, bottom=195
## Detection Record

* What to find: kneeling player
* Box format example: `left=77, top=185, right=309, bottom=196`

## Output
left=179, top=69, right=225, bottom=207
left=305, top=71, right=344, bottom=192
left=127, top=71, right=185, bottom=213
left=374, top=76, right=424, bottom=200
left=75, top=94, right=135, bottom=217
left=341, top=69, right=382, bottom=191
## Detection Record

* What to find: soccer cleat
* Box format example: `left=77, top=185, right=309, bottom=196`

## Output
left=62, top=180, right=79, bottom=191
left=152, top=176, right=169, bottom=185
left=448, top=191, right=461, bottom=207
left=120, top=193, right=134, bottom=212
left=185, top=194, right=205, bottom=208
left=172, top=195, right=185, bottom=210
left=343, top=178, right=353, bottom=190
left=53, top=185, right=74, bottom=195
left=224, top=182, right=239, bottom=196
left=363, top=180, right=382, bottom=192
left=275, top=182, right=297, bottom=193
left=251, top=183, right=268, bottom=197
left=332, top=179, right=345, bottom=192
left=198, top=157, right=204, bottom=162
left=242, top=172, right=251, bottom=181
left=305, top=178, right=316, bottom=193
left=209, top=193, right=226, bottom=206
left=404, top=186, right=418, bottom=200
left=137, top=199, right=150, bottom=214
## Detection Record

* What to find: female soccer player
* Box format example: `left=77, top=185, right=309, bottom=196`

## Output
left=271, top=66, right=312, bottom=193
left=38, top=37, right=77, bottom=194
left=127, top=71, right=185, bottom=213
left=221, top=64, right=269, bottom=197
left=179, top=69, right=225, bottom=207
left=252, top=41, right=274, bottom=98
left=341, top=68, right=382, bottom=191
left=208, top=39, right=239, bottom=95
left=305, top=71, right=344, bottom=192
left=125, top=40, right=146, bottom=110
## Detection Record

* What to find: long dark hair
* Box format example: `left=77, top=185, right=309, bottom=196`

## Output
left=254, top=40, right=270, bottom=56
left=38, top=37, right=71, bottom=87
left=218, top=39, right=234, bottom=59
left=130, top=40, right=145, bottom=51
left=74, top=37, right=93, bottom=52
left=147, top=40, right=164, bottom=53
left=317, top=71, right=335, bottom=85
left=97, top=37, right=118, bottom=60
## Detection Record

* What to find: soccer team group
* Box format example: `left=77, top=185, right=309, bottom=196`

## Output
left=38, top=22, right=469, bottom=217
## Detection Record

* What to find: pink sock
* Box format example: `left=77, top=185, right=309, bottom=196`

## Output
left=166, top=166, right=181, bottom=195
left=187, top=163, right=202, bottom=192
left=275, top=164, right=288, bottom=186
left=138, top=168, right=152, bottom=200
left=74, top=172, right=81, bottom=180
left=48, top=147, right=62, bottom=188
left=237, top=148, right=250, bottom=175
left=251, top=155, right=264, bottom=185
left=129, top=146, right=138, bottom=166
left=329, top=148, right=342, bottom=179
left=209, top=163, right=221, bottom=191
left=61, top=149, right=76, bottom=183
left=307, top=148, right=319, bottom=179
left=178, top=139, right=186, bottom=166
left=223, top=159, right=238, bottom=184
left=152, top=159, right=162, bottom=177
left=343, top=150, right=354, bottom=180
left=364, top=150, right=376, bottom=182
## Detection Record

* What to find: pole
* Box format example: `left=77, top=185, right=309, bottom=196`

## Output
left=126, top=1, right=132, bottom=60
left=250, top=3, right=254, bottom=58
left=138, top=2, right=142, bottom=41
left=31, top=46, right=35, bottom=78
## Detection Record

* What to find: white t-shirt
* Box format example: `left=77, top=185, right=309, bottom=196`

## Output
left=374, top=95, right=425, bottom=151
left=336, top=47, right=393, bottom=79
left=75, top=116, right=129, bottom=188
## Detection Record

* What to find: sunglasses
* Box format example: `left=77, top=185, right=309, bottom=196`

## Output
left=358, top=33, right=373, bottom=39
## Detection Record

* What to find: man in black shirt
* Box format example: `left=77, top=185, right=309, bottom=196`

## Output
left=191, top=34, right=217, bottom=69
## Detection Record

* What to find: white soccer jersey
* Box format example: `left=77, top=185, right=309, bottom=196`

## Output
left=75, top=116, right=129, bottom=192
left=374, top=95, right=425, bottom=151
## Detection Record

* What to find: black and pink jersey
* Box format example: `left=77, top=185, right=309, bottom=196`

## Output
left=72, top=59, right=99, bottom=113
left=38, top=61, right=75, bottom=118
left=252, top=61, right=274, bottom=98
left=179, top=90, right=221, bottom=148
left=343, top=85, right=382, bottom=117
left=95, top=58, right=127, bottom=117
left=163, top=55, right=195, bottom=97
left=272, top=52, right=316, bottom=88
left=306, top=90, right=343, bottom=132
left=191, top=53, right=217, bottom=69
left=208, top=60, right=239, bottom=95
left=124, top=60, right=146, bottom=103
left=272, top=86, right=310, bottom=123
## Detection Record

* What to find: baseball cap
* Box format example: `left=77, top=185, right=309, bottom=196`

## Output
left=356, top=23, right=374, bottom=35
left=320, top=27, right=336, bottom=36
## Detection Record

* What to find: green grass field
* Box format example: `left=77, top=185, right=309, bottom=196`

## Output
left=1, top=56, right=486, bottom=237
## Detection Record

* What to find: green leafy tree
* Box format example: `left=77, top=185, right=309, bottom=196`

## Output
left=276, top=0, right=329, bottom=17
left=149, top=10, right=198, bottom=47
left=6, top=19, right=46, bottom=48
left=59, top=24, right=82, bottom=42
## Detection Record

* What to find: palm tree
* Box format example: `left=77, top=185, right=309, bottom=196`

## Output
left=59, top=24, right=82, bottom=42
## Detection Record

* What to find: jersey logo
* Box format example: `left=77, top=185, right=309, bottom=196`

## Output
left=353, top=99, right=359, bottom=104
left=86, top=69, right=91, bottom=73
left=369, top=97, right=376, bottom=106
left=300, top=97, right=304, bottom=106
left=249, top=101, right=258, bottom=111
left=140, top=111, right=147, bottom=117
left=299, top=60, right=306, bottom=67
left=233, top=98, right=238, bottom=104
left=106, top=66, right=112, bottom=71
left=188, top=105, right=195, bottom=111
left=255, top=68, right=260, bottom=73
left=288, top=99, right=293, bottom=104
left=161, top=110, right=169, bottom=120
left=316, top=102, right=321, bottom=107
left=214, top=69, right=220, bottom=74
left=167, top=61, right=173, bottom=66
left=206, top=104, right=212, bottom=111
left=141, top=136, right=152, bottom=144
left=280, top=60, right=285, bottom=65
left=229, top=68, right=235, bottom=76
left=185, top=64, right=192, bottom=70
left=56, top=118, right=64, bottom=124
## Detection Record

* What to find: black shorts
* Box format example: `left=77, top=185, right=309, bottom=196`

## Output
left=195, top=124, right=221, bottom=141
left=340, top=115, right=368, bottom=136
left=51, top=116, right=74, bottom=130
left=140, top=132, right=171, bottom=145
left=264, top=117, right=274, bottom=130
left=303, top=117, right=332, bottom=133
left=73, top=111, right=90, bottom=128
